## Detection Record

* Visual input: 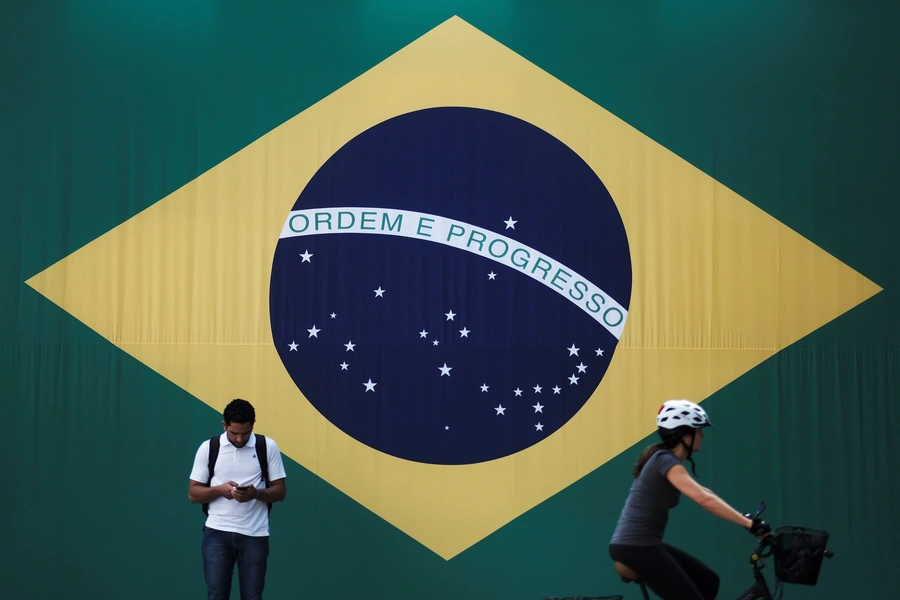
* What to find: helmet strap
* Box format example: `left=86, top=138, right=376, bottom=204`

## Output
left=682, top=430, right=698, bottom=477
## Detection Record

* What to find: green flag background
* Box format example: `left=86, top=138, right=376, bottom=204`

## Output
left=2, top=1, right=897, bottom=599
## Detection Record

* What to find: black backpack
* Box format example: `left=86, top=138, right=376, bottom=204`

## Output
left=202, top=435, right=272, bottom=516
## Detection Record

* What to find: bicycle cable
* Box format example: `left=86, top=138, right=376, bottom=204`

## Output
left=774, top=578, right=784, bottom=600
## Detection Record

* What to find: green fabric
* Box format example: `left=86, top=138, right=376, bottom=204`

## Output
left=2, top=1, right=896, bottom=598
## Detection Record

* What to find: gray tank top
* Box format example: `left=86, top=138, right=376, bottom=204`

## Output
left=609, top=449, right=683, bottom=546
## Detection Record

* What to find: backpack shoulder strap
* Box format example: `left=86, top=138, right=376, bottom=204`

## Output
left=202, top=436, right=221, bottom=516
left=255, top=435, right=272, bottom=515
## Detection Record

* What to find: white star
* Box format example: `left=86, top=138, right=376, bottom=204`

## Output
left=595, top=348, right=604, bottom=356
left=445, top=425, right=450, bottom=431
left=339, top=362, right=349, bottom=371
left=445, top=310, right=456, bottom=321
left=533, top=402, right=544, bottom=413
left=307, top=325, right=320, bottom=338
left=488, top=271, right=496, bottom=280
left=504, top=217, right=517, bottom=229
left=330, top=313, right=337, bottom=319
left=480, top=384, right=489, bottom=392
left=432, top=340, right=439, bottom=346
left=495, top=405, right=506, bottom=415
left=288, top=341, right=298, bottom=351
left=344, top=341, right=356, bottom=352
left=568, top=374, right=580, bottom=385
left=535, top=422, right=544, bottom=431
left=419, top=330, right=428, bottom=338
left=533, top=385, right=542, bottom=394
left=567, top=344, right=580, bottom=356
left=576, top=362, right=587, bottom=373
left=439, top=363, right=452, bottom=377
left=299, top=250, right=313, bottom=263
left=363, top=379, right=377, bottom=392
left=459, top=327, right=470, bottom=338
left=514, top=388, right=523, bottom=397
left=374, top=286, right=385, bottom=297
left=552, top=386, right=562, bottom=394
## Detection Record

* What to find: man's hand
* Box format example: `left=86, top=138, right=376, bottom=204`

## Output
left=232, top=485, right=258, bottom=503
left=216, top=481, right=239, bottom=500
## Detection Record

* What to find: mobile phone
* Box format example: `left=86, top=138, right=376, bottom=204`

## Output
left=235, top=485, right=249, bottom=491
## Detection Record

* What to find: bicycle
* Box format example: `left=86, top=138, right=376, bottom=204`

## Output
left=543, top=501, right=834, bottom=600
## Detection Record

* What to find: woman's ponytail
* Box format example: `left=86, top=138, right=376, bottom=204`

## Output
left=633, top=426, right=693, bottom=478
left=632, top=443, right=664, bottom=478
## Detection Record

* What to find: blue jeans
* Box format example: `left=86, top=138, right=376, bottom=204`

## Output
left=201, top=526, right=270, bottom=600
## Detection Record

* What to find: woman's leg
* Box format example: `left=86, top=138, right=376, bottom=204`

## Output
left=661, top=543, right=721, bottom=600
left=609, top=543, right=709, bottom=600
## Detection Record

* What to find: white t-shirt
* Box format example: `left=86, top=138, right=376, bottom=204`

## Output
left=189, top=432, right=287, bottom=537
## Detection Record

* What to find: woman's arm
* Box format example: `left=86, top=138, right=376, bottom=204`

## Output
left=666, top=464, right=753, bottom=528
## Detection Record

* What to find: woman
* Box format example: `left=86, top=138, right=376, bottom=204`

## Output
left=608, top=399, right=770, bottom=600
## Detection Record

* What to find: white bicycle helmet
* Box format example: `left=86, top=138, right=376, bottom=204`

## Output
left=656, top=399, right=712, bottom=430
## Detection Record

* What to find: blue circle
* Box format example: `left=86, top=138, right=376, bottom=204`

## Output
left=269, top=107, right=631, bottom=465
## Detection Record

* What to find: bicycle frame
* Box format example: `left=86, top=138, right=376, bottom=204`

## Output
left=734, top=535, right=778, bottom=600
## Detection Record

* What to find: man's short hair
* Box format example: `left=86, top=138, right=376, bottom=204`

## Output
left=223, top=398, right=256, bottom=425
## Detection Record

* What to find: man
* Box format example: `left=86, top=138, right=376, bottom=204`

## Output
left=189, top=399, right=287, bottom=600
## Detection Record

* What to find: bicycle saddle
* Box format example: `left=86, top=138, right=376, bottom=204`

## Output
left=613, top=561, right=641, bottom=583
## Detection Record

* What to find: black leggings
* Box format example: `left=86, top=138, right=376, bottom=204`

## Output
left=609, top=543, right=720, bottom=600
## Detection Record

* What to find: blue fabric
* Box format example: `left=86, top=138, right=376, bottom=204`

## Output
left=270, top=106, right=632, bottom=465
left=201, top=526, right=269, bottom=600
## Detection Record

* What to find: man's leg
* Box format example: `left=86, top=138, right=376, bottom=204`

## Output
left=235, top=533, right=270, bottom=600
left=201, top=527, right=236, bottom=600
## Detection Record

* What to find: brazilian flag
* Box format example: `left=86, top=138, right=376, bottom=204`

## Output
left=3, top=3, right=895, bottom=599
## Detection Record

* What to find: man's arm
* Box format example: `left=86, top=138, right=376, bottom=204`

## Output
left=188, top=479, right=238, bottom=504
left=255, top=436, right=287, bottom=504
left=258, top=478, right=286, bottom=503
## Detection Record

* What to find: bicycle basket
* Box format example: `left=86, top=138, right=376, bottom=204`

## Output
left=774, top=525, right=830, bottom=585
